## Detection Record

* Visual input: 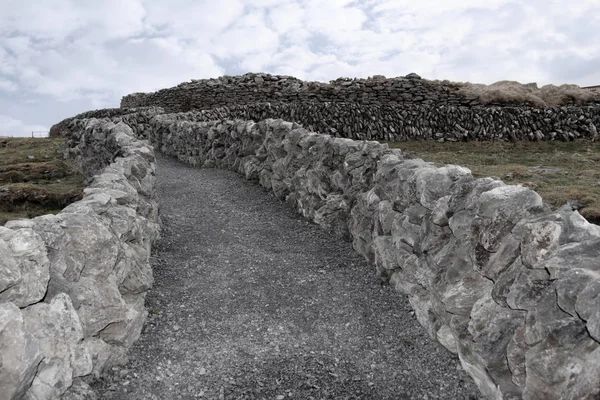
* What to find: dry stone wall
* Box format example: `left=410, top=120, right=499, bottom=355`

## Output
left=148, top=102, right=600, bottom=142
left=120, top=73, right=600, bottom=142
left=144, top=114, right=600, bottom=400
left=121, top=73, right=479, bottom=111
left=49, top=107, right=164, bottom=138
left=0, top=118, right=160, bottom=399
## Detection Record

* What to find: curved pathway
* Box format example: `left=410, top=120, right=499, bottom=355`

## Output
left=94, top=154, right=480, bottom=399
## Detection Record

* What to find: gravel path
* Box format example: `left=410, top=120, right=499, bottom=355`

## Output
left=94, top=154, right=481, bottom=400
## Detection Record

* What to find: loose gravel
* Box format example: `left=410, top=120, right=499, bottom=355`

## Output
left=93, top=154, right=481, bottom=399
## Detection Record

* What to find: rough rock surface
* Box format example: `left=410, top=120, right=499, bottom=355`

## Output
left=4, top=104, right=600, bottom=399
left=141, top=116, right=600, bottom=400
left=0, top=118, right=160, bottom=399
left=93, top=154, right=481, bottom=399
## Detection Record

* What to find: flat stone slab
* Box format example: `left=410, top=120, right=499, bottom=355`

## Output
left=93, top=154, right=480, bottom=399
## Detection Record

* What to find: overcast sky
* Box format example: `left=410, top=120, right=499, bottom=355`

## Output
left=1, top=0, right=599, bottom=137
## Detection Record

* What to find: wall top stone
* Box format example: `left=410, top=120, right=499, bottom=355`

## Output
left=120, top=72, right=600, bottom=114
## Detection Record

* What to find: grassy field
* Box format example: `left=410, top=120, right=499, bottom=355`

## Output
left=0, top=137, right=85, bottom=225
left=1, top=136, right=599, bottom=226
left=386, top=140, right=600, bottom=224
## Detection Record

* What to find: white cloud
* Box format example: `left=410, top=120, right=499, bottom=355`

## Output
left=0, top=114, right=48, bottom=137
left=267, top=3, right=305, bottom=34
left=0, top=78, right=17, bottom=92
left=0, top=0, right=599, bottom=132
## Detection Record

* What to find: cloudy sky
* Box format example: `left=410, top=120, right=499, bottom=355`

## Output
left=1, top=0, right=599, bottom=136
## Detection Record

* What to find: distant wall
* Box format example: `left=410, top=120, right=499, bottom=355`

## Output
left=150, top=102, right=600, bottom=142
left=121, top=74, right=480, bottom=111
left=143, top=114, right=600, bottom=400
left=118, top=74, right=600, bottom=142
left=0, top=118, right=160, bottom=399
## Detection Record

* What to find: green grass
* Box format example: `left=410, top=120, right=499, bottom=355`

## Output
left=385, top=140, right=600, bottom=224
left=0, top=137, right=85, bottom=225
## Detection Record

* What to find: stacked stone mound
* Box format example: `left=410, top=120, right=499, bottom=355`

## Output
left=121, top=72, right=478, bottom=112
left=0, top=118, right=160, bottom=399
left=145, top=115, right=600, bottom=400
left=117, top=73, right=600, bottom=142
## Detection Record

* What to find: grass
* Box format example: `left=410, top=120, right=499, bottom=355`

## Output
left=0, top=137, right=86, bottom=226
left=450, top=80, right=600, bottom=107
left=385, top=140, right=600, bottom=224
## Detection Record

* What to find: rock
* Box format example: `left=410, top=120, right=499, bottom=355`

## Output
left=574, top=276, right=600, bottom=342
left=544, top=238, right=600, bottom=279
left=0, top=226, right=50, bottom=307
left=61, top=379, right=99, bottom=400
left=477, top=185, right=542, bottom=220
left=506, top=326, right=528, bottom=388
left=450, top=314, right=504, bottom=400
left=523, top=333, right=598, bottom=400
left=505, top=265, right=552, bottom=311
left=560, top=346, right=600, bottom=400
left=414, top=166, right=469, bottom=210
left=0, top=239, right=21, bottom=297
left=436, top=324, right=458, bottom=353
left=468, top=293, right=525, bottom=398
left=22, top=293, right=92, bottom=399
left=476, top=186, right=543, bottom=253
left=44, top=212, right=119, bottom=282
left=520, top=220, right=562, bottom=268
left=432, top=195, right=451, bottom=226
left=405, top=73, right=422, bottom=79
left=98, top=293, right=147, bottom=348
left=0, top=302, right=43, bottom=400
left=372, top=236, right=399, bottom=279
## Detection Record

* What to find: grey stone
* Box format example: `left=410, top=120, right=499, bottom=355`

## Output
left=414, top=165, right=470, bottom=210
left=0, top=227, right=50, bottom=307
left=560, top=346, right=600, bottom=400
left=61, top=379, right=99, bottom=400
left=405, top=73, right=422, bottom=79
left=506, top=326, right=528, bottom=388
left=372, top=236, right=399, bottom=279
left=0, top=239, right=21, bottom=296
left=574, top=277, right=600, bottom=342
left=543, top=238, right=600, bottom=279
left=0, top=303, right=43, bottom=400
left=467, top=293, right=525, bottom=398
left=520, top=220, right=562, bottom=268
left=22, top=293, right=92, bottom=399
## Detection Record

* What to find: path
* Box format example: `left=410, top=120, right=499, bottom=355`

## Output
left=93, top=154, right=480, bottom=399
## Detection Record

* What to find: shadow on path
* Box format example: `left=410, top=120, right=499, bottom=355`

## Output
left=94, top=154, right=480, bottom=399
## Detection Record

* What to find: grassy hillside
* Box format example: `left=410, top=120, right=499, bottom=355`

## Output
left=387, top=140, right=600, bottom=224
left=0, top=137, right=85, bottom=225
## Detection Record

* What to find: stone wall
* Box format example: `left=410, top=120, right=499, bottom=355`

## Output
left=148, top=102, right=600, bottom=142
left=143, top=114, right=600, bottom=400
left=0, top=118, right=160, bottom=399
left=118, top=73, right=600, bottom=142
left=49, top=107, right=164, bottom=138
left=121, top=73, right=481, bottom=111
